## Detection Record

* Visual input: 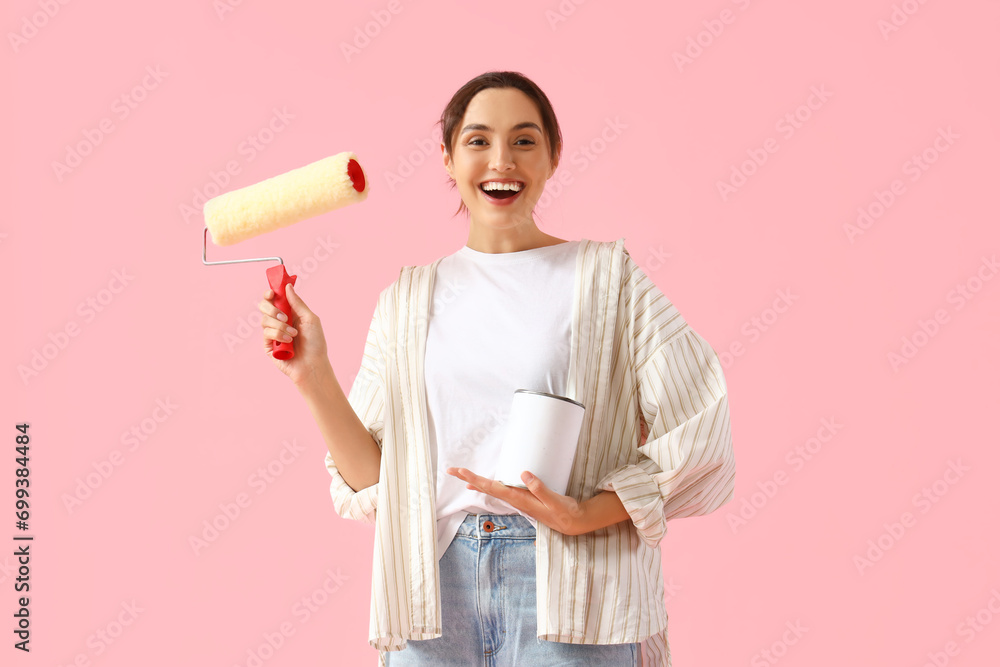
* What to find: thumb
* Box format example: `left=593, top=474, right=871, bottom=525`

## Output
left=523, top=471, right=558, bottom=502
left=283, top=282, right=311, bottom=315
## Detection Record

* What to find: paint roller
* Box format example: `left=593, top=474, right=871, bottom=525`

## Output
left=202, top=151, right=369, bottom=359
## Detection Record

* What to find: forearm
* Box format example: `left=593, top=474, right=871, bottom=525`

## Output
left=297, top=362, right=381, bottom=492
left=577, top=490, right=631, bottom=535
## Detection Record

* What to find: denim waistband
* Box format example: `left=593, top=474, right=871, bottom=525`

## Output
left=455, top=512, right=536, bottom=540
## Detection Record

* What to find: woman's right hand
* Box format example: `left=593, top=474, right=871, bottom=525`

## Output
left=258, top=282, right=331, bottom=388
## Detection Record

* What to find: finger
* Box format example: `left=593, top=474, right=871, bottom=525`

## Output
left=283, top=283, right=310, bottom=313
left=477, top=476, right=524, bottom=502
left=451, top=468, right=494, bottom=493
left=258, top=299, right=291, bottom=324
left=521, top=471, right=540, bottom=488
left=521, top=471, right=562, bottom=505
left=261, top=311, right=298, bottom=336
left=449, top=467, right=492, bottom=489
left=263, top=326, right=294, bottom=343
left=446, top=466, right=471, bottom=479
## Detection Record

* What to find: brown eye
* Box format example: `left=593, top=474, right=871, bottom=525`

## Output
left=467, top=138, right=534, bottom=146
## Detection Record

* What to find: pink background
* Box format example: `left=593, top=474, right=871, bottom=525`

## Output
left=6, top=1, right=999, bottom=665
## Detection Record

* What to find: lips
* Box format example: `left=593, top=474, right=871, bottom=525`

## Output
left=479, top=181, right=524, bottom=206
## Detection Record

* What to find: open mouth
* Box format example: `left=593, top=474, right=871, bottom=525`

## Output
left=479, top=182, right=524, bottom=203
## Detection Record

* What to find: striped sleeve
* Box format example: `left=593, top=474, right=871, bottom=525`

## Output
left=595, top=255, right=735, bottom=548
left=323, top=284, right=392, bottom=524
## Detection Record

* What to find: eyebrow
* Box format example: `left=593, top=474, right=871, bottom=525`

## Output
left=460, top=122, right=542, bottom=134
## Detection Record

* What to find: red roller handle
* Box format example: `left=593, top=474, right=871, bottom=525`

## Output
left=265, top=264, right=298, bottom=360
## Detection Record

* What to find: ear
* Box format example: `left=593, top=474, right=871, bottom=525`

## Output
left=442, top=143, right=453, bottom=178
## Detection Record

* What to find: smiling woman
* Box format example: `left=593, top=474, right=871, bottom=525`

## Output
left=438, top=73, right=568, bottom=253
left=290, top=70, right=735, bottom=667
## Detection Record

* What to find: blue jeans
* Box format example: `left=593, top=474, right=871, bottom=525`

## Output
left=385, top=513, right=640, bottom=666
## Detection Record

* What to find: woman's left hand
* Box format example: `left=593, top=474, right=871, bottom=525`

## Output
left=446, top=467, right=587, bottom=536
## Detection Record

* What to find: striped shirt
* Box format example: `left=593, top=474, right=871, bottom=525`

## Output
left=325, top=237, right=735, bottom=666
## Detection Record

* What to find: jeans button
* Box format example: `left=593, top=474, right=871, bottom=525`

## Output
left=483, top=520, right=494, bottom=532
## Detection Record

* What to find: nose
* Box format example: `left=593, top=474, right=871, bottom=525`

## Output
left=488, top=143, right=514, bottom=172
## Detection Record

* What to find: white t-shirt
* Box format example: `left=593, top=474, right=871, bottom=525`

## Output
left=424, top=240, right=581, bottom=560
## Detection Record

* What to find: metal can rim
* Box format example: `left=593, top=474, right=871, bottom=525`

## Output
left=513, top=389, right=585, bottom=410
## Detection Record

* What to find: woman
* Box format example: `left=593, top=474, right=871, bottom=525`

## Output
left=258, top=71, right=735, bottom=667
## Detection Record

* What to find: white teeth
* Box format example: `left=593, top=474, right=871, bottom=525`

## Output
left=481, top=181, right=522, bottom=192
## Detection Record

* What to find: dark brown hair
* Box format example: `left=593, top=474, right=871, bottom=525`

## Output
left=437, top=71, right=563, bottom=218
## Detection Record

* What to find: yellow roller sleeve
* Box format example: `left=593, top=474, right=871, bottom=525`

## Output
left=203, top=151, right=369, bottom=246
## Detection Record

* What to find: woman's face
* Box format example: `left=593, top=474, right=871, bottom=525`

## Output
left=444, top=87, right=558, bottom=230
